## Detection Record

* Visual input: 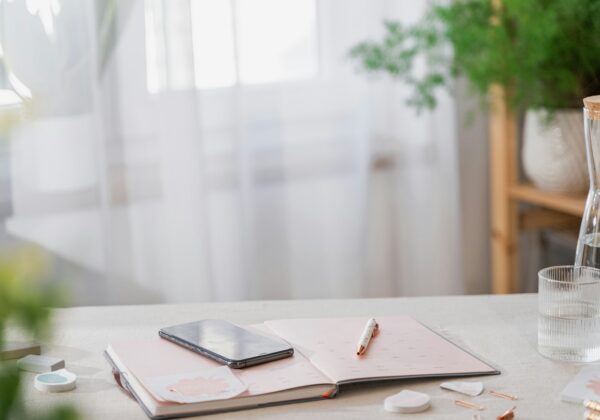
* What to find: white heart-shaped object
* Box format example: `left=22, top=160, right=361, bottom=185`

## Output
left=384, top=389, right=431, bottom=413
left=440, top=381, right=483, bottom=397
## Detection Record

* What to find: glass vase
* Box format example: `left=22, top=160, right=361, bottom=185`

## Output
left=575, top=96, right=600, bottom=268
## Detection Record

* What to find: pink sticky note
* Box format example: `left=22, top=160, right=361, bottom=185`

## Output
left=145, top=366, right=247, bottom=404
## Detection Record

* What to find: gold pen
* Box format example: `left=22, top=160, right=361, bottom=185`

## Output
left=356, top=318, right=379, bottom=356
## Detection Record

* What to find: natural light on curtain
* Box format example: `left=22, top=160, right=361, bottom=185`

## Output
left=145, top=0, right=319, bottom=92
left=0, top=0, right=464, bottom=305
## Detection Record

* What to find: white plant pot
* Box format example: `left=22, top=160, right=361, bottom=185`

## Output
left=11, top=114, right=98, bottom=193
left=522, top=109, right=588, bottom=193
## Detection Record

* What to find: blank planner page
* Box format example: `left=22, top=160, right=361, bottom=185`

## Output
left=264, top=316, right=497, bottom=384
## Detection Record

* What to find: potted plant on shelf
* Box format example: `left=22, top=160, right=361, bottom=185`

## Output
left=350, top=0, right=600, bottom=193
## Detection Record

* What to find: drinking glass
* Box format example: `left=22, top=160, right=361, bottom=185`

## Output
left=538, top=265, right=600, bottom=362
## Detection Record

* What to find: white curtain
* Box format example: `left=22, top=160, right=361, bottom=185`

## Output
left=1, top=0, right=465, bottom=304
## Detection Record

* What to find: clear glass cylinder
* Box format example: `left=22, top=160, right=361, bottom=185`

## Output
left=538, top=265, right=600, bottom=362
left=575, top=97, right=600, bottom=268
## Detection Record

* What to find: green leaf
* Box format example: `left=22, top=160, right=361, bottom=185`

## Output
left=349, top=0, right=600, bottom=111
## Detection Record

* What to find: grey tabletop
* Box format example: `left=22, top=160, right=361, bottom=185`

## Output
left=17, top=294, right=585, bottom=419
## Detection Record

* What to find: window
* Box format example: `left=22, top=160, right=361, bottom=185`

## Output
left=144, top=0, right=319, bottom=93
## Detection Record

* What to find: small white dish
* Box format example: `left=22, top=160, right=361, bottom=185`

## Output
left=34, top=369, right=77, bottom=392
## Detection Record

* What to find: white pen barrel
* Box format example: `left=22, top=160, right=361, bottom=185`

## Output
left=356, top=318, right=378, bottom=355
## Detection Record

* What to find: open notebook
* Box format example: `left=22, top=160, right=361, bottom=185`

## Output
left=105, top=316, right=498, bottom=419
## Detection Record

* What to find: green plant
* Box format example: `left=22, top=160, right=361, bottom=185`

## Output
left=0, top=249, right=78, bottom=420
left=349, top=0, right=600, bottom=112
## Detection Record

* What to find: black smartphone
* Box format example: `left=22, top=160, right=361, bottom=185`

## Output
left=158, top=319, right=294, bottom=368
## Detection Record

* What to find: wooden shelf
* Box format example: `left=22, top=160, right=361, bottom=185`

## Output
left=490, top=89, right=587, bottom=293
left=509, top=183, right=586, bottom=217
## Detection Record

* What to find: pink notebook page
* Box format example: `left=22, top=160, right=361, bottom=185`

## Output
left=264, top=316, right=495, bottom=383
left=109, top=334, right=331, bottom=402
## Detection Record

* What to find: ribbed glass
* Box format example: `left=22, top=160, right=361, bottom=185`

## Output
left=538, top=266, right=600, bottom=362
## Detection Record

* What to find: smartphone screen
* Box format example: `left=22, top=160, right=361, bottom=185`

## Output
left=159, top=319, right=293, bottom=368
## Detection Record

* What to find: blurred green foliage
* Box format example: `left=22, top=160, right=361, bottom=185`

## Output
left=0, top=1, right=128, bottom=415
left=350, top=0, right=600, bottom=112
left=0, top=249, right=78, bottom=420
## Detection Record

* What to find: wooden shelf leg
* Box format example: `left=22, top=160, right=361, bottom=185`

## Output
left=489, top=86, right=519, bottom=293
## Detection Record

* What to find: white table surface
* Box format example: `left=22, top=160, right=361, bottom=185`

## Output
left=17, top=294, right=588, bottom=419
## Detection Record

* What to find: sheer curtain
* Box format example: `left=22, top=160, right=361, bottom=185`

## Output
left=1, top=0, right=465, bottom=304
